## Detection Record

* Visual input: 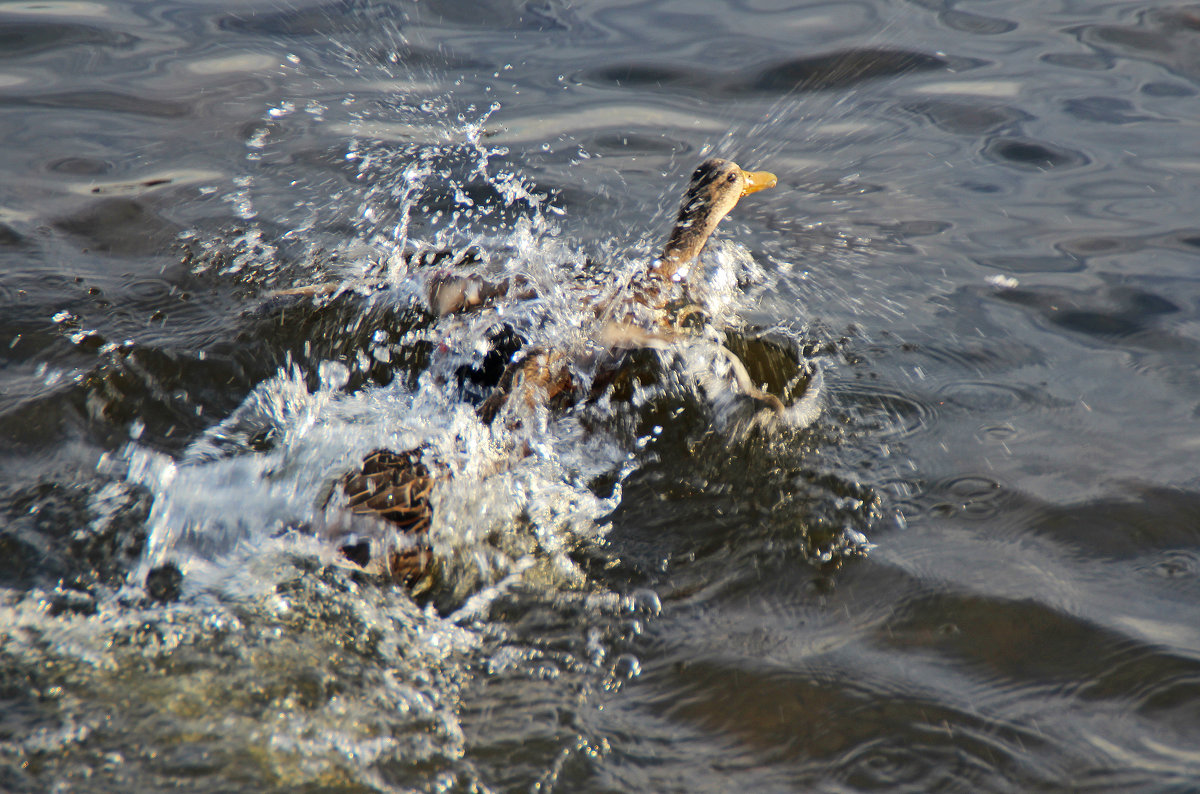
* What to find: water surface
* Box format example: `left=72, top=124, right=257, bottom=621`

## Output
left=3, top=1, right=1200, bottom=791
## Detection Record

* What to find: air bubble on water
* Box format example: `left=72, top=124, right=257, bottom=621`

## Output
left=625, top=589, right=661, bottom=617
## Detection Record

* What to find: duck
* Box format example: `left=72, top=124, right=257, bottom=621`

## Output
left=325, top=158, right=780, bottom=588
left=427, top=158, right=776, bottom=317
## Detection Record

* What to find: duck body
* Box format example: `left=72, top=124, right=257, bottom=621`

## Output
left=325, top=158, right=795, bottom=588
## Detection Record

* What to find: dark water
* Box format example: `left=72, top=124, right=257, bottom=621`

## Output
left=4, top=1, right=1200, bottom=791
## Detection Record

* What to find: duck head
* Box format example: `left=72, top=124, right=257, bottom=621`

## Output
left=655, top=158, right=777, bottom=281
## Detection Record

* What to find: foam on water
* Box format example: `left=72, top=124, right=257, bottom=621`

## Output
left=0, top=556, right=481, bottom=789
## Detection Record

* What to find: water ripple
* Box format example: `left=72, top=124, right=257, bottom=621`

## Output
left=833, top=381, right=938, bottom=440
left=4, top=0, right=1200, bottom=790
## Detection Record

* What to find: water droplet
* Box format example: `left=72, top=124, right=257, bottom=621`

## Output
left=612, top=654, right=641, bottom=679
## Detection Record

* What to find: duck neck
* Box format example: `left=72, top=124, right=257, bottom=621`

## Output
left=656, top=199, right=726, bottom=281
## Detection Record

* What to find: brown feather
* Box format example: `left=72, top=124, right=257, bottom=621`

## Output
left=338, top=447, right=441, bottom=585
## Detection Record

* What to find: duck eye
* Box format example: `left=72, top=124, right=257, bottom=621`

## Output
left=726, top=173, right=738, bottom=183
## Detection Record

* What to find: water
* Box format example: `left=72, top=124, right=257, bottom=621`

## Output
left=3, top=1, right=1200, bottom=791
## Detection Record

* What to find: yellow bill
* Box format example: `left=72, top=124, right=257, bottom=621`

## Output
left=740, top=168, right=778, bottom=197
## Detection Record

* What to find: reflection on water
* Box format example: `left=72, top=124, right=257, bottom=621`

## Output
left=4, top=0, right=1200, bottom=791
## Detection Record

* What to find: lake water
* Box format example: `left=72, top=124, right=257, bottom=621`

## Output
left=3, top=1, right=1200, bottom=791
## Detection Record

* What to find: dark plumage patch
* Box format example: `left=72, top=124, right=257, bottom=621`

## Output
left=685, top=158, right=734, bottom=199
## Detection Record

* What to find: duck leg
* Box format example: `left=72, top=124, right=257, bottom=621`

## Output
left=714, top=344, right=786, bottom=414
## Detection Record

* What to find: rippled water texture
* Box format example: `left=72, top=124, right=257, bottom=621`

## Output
left=4, top=1, right=1200, bottom=791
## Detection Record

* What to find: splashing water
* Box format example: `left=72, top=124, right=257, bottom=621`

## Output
left=0, top=7, right=915, bottom=790
left=124, top=90, right=839, bottom=612
left=85, top=110, right=854, bottom=779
